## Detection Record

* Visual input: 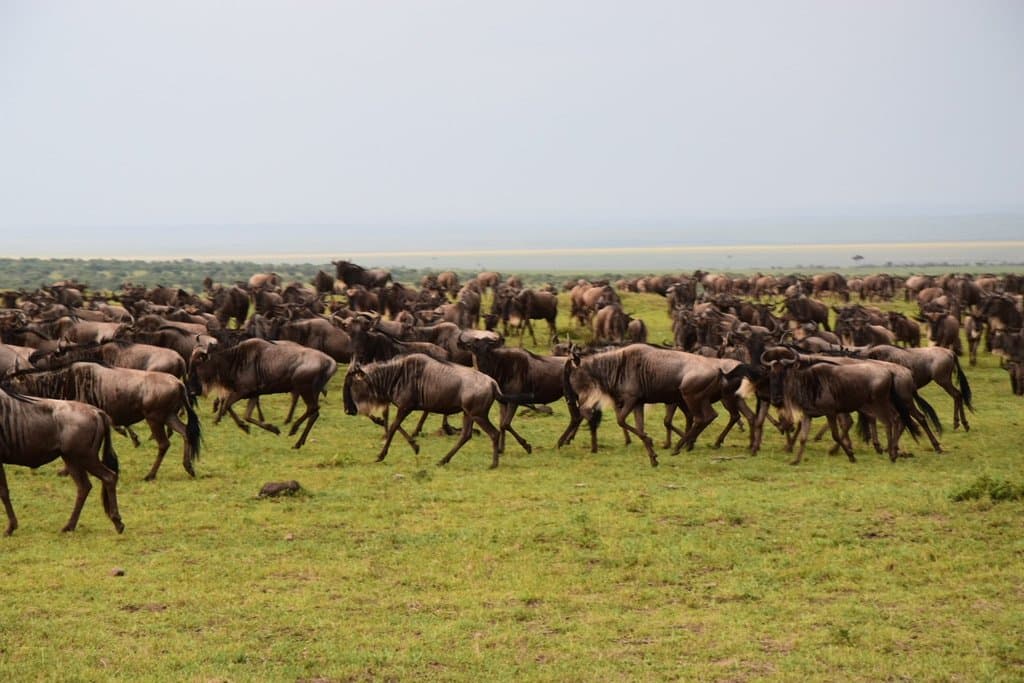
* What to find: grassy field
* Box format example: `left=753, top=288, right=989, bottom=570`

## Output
left=1, top=292, right=1022, bottom=681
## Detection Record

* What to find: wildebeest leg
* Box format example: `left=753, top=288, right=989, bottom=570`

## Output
left=713, top=395, right=753, bottom=449
left=556, top=404, right=583, bottom=449
left=114, top=425, right=141, bottom=448
left=499, top=403, right=532, bottom=455
left=378, top=406, right=413, bottom=461
left=475, top=414, right=503, bottom=469
left=812, top=423, right=829, bottom=443
left=60, top=462, right=92, bottom=533
left=440, top=415, right=458, bottom=436
left=437, top=415, right=475, bottom=466
left=749, top=399, right=769, bottom=455
left=663, top=403, right=689, bottom=449
left=164, top=413, right=197, bottom=477
left=935, top=376, right=968, bottom=431
left=410, top=411, right=430, bottom=438
left=790, top=415, right=812, bottom=465
left=283, top=392, right=300, bottom=424
left=288, top=395, right=321, bottom=449
left=909, top=404, right=943, bottom=454
left=0, top=465, right=18, bottom=536
left=887, top=418, right=902, bottom=462
left=828, top=415, right=856, bottom=462
left=673, top=394, right=718, bottom=454
left=242, top=397, right=281, bottom=435
left=143, top=417, right=172, bottom=481
left=213, top=392, right=249, bottom=432
left=80, top=451, right=123, bottom=534
left=614, top=401, right=658, bottom=466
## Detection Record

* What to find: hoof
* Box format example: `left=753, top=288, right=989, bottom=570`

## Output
left=61, top=524, right=76, bottom=533
left=523, top=445, right=533, bottom=455
left=114, top=520, right=125, bottom=534
left=267, top=426, right=281, bottom=436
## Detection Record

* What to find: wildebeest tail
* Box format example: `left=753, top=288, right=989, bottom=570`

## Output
left=856, top=411, right=871, bottom=443
left=913, top=391, right=942, bottom=435
left=954, top=354, right=973, bottom=411
left=184, top=392, right=202, bottom=463
left=889, top=375, right=920, bottom=441
left=101, top=413, right=120, bottom=474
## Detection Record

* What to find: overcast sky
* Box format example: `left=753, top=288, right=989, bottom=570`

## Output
left=1, top=1, right=1021, bottom=258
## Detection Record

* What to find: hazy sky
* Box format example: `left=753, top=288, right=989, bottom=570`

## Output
left=1, top=1, right=1022, bottom=258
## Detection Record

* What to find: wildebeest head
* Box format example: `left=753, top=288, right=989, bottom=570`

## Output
left=761, top=347, right=799, bottom=407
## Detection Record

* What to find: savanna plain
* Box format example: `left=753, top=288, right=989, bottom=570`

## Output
left=1, top=287, right=1022, bottom=682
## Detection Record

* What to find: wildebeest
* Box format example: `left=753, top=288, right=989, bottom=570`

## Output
left=189, top=338, right=337, bottom=449
left=0, top=386, right=124, bottom=535
left=761, top=348, right=924, bottom=464
left=8, top=362, right=201, bottom=481
left=247, top=314, right=352, bottom=364
left=29, top=340, right=187, bottom=377
left=924, top=312, right=963, bottom=355
left=333, top=260, right=392, bottom=289
left=209, top=285, right=251, bottom=328
left=460, top=334, right=567, bottom=453
left=558, top=344, right=739, bottom=466
left=856, top=344, right=973, bottom=431
left=783, top=295, right=831, bottom=331
left=343, top=354, right=530, bottom=468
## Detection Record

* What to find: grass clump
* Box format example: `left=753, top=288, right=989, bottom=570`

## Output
left=950, top=475, right=1024, bottom=503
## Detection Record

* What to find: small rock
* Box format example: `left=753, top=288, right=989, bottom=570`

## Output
left=259, top=480, right=302, bottom=497
left=110, top=567, right=125, bottom=577
left=284, top=533, right=295, bottom=541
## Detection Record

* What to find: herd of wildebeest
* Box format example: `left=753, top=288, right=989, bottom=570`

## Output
left=1, top=260, right=1023, bottom=536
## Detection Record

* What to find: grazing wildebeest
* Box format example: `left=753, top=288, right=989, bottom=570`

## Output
left=0, top=387, right=124, bottom=535
left=498, top=289, right=558, bottom=346
left=333, top=260, right=392, bottom=289
left=8, top=363, right=201, bottom=481
left=761, top=348, right=922, bottom=464
left=857, top=345, right=973, bottom=431
left=343, top=354, right=530, bottom=469
left=189, top=338, right=336, bottom=449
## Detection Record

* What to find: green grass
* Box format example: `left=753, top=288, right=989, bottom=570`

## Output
left=2, top=292, right=1022, bottom=681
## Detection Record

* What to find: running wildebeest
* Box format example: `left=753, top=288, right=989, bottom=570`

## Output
left=7, top=362, right=201, bottom=481
left=188, top=338, right=337, bottom=449
left=761, top=348, right=923, bottom=464
left=343, top=353, right=533, bottom=469
left=857, top=344, right=973, bottom=431
left=0, top=386, right=124, bottom=535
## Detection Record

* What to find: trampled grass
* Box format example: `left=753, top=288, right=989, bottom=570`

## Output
left=1, top=291, right=1022, bottom=681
